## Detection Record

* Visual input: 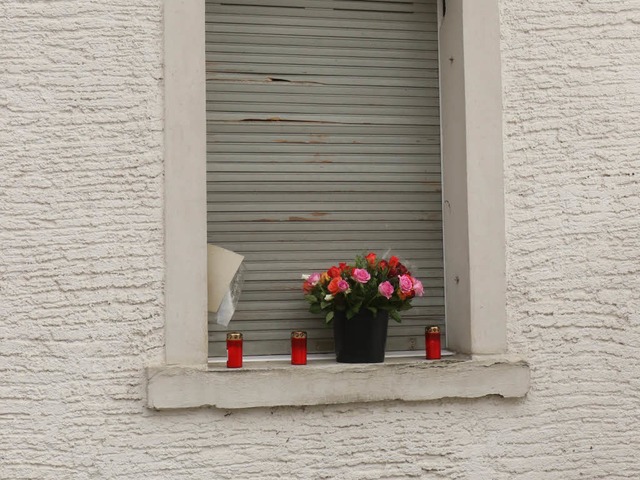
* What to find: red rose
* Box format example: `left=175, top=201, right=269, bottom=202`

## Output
left=328, top=266, right=342, bottom=278
left=389, top=256, right=400, bottom=267
left=388, top=267, right=397, bottom=278
left=303, top=282, right=313, bottom=293
left=365, top=252, right=377, bottom=266
left=339, top=262, right=350, bottom=272
left=378, top=260, right=388, bottom=270
left=397, top=264, right=408, bottom=275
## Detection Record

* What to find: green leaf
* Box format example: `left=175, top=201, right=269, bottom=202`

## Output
left=355, top=255, right=366, bottom=269
left=389, top=310, right=402, bottom=323
left=367, top=306, right=378, bottom=315
left=304, top=295, right=318, bottom=304
left=398, top=303, right=413, bottom=311
left=309, top=303, right=322, bottom=314
left=325, top=311, right=334, bottom=324
left=321, top=301, right=330, bottom=309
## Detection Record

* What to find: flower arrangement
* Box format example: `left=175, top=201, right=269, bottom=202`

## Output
left=302, top=252, right=424, bottom=324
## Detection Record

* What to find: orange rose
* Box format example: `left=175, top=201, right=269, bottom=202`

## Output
left=328, top=277, right=342, bottom=295
left=320, top=272, right=331, bottom=284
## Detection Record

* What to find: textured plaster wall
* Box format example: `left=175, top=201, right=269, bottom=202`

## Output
left=1, top=0, right=639, bottom=479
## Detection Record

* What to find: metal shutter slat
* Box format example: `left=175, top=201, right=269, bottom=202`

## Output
left=206, top=45, right=438, bottom=60
left=206, top=14, right=437, bottom=31
left=208, top=219, right=443, bottom=232
left=207, top=133, right=443, bottom=143
left=205, top=0, right=436, bottom=14
left=206, top=33, right=437, bottom=51
left=209, top=124, right=441, bottom=135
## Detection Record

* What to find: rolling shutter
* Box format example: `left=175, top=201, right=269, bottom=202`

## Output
left=206, top=0, right=445, bottom=357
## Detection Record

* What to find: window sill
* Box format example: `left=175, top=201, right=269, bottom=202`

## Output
left=146, top=354, right=530, bottom=410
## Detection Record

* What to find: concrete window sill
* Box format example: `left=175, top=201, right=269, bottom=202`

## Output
left=146, top=354, right=530, bottom=410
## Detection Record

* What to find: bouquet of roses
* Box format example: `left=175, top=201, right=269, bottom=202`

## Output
left=301, top=252, right=424, bottom=324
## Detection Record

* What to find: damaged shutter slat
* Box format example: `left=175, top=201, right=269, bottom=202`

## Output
left=208, top=74, right=437, bottom=89
left=207, top=113, right=439, bottom=126
left=211, top=7, right=433, bottom=23
left=209, top=124, right=440, bottom=135
left=206, top=0, right=436, bottom=14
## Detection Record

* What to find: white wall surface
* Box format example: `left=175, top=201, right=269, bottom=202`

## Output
left=1, top=0, right=639, bottom=478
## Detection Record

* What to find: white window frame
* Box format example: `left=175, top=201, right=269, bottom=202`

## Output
left=148, top=0, right=529, bottom=409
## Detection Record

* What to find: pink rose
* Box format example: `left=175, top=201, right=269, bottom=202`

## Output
left=412, top=278, right=424, bottom=297
left=337, top=279, right=350, bottom=292
left=351, top=268, right=371, bottom=284
left=398, top=275, right=413, bottom=294
left=308, top=273, right=321, bottom=286
left=378, top=281, right=394, bottom=299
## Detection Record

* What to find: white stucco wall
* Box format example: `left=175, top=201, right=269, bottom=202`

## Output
left=1, top=0, right=639, bottom=478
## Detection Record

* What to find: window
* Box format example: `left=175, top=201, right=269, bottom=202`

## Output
left=205, top=0, right=446, bottom=358
left=151, top=0, right=526, bottom=409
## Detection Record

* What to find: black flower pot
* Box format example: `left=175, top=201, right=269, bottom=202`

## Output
left=333, top=309, right=389, bottom=363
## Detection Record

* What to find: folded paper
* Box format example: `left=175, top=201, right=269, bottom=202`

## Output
left=207, top=245, right=245, bottom=326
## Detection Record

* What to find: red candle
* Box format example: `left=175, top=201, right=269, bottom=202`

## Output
left=291, top=331, right=307, bottom=365
left=426, top=326, right=441, bottom=360
left=226, top=332, right=243, bottom=368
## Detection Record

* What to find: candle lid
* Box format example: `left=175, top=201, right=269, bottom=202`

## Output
left=227, top=332, right=243, bottom=340
left=426, top=326, right=440, bottom=334
left=291, top=331, right=307, bottom=339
